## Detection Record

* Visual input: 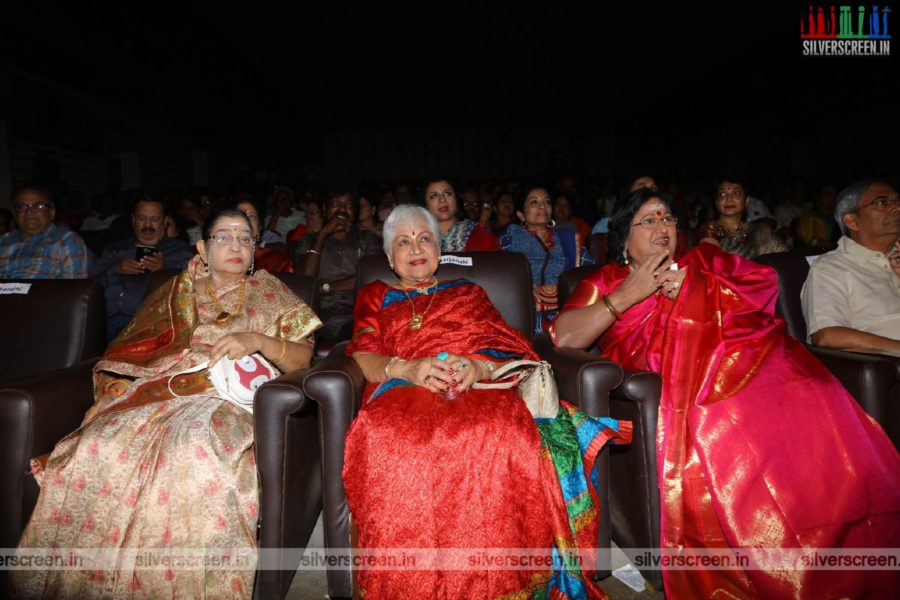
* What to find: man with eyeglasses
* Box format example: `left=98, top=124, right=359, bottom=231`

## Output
left=90, top=195, right=194, bottom=341
left=0, top=184, right=91, bottom=279
left=802, top=179, right=900, bottom=353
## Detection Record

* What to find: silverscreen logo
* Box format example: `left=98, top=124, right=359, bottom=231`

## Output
left=801, top=3, right=891, bottom=56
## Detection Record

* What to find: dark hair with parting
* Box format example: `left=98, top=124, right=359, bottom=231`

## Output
left=607, top=188, right=673, bottom=266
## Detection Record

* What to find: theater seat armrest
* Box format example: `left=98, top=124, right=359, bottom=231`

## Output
left=808, top=345, right=898, bottom=381
left=533, top=333, right=624, bottom=416
left=807, top=345, right=897, bottom=430
left=254, top=368, right=315, bottom=419
left=610, top=369, right=662, bottom=411
left=302, top=341, right=365, bottom=423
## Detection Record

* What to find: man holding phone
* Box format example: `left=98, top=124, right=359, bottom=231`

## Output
left=91, top=195, right=194, bottom=341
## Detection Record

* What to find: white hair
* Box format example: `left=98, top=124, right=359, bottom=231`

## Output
left=834, top=179, right=880, bottom=237
left=381, top=204, right=442, bottom=256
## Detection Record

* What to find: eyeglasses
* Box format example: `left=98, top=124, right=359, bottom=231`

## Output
left=858, top=196, right=900, bottom=211
left=210, top=234, right=255, bottom=247
left=14, top=202, right=52, bottom=213
left=632, top=215, right=678, bottom=228
left=717, top=189, right=746, bottom=199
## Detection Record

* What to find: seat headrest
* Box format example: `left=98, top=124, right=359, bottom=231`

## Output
left=0, top=279, right=106, bottom=383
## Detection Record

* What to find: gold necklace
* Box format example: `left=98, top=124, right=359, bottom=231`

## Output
left=399, top=276, right=438, bottom=330
left=206, top=277, right=248, bottom=324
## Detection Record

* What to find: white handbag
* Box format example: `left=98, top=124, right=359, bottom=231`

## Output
left=472, top=359, right=559, bottom=419
left=167, top=353, right=278, bottom=413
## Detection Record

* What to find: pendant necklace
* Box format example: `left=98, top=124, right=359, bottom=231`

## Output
left=400, top=276, right=438, bottom=330
left=206, top=277, right=248, bottom=324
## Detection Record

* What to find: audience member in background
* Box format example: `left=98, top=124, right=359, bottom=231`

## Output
left=552, top=191, right=592, bottom=243
left=744, top=191, right=772, bottom=223
left=460, top=186, right=492, bottom=227
left=177, top=195, right=205, bottom=244
left=234, top=197, right=294, bottom=274
left=0, top=184, right=91, bottom=279
left=802, top=179, right=900, bottom=352
left=698, top=177, right=787, bottom=259
left=422, top=177, right=500, bottom=252
left=0, top=207, right=14, bottom=235
left=91, top=195, right=194, bottom=341
left=265, top=185, right=305, bottom=241
left=490, top=191, right=516, bottom=235
left=294, top=188, right=382, bottom=345
left=774, top=180, right=808, bottom=231
left=377, top=189, right=397, bottom=223
left=165, top=212, right=192, bottom=244
left=235, top=193, right=280, bottom=248
left=394, top=182, right=414, bottom=205
left=795, top=182, right=839, bottom=253
left=287, top=200, right=323, bottom=243
left=500, top=185, right=592, bottom=333
left=357, top=194, right=382, bottom=237
left=80, top=193, right=120, bottom=231
left=592, top=175, right=656, bottom=236
left=56, top=190, right=92, bottom=230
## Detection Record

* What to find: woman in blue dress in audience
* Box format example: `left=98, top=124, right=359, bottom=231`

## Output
left=500, top=184, right=592, bottom=333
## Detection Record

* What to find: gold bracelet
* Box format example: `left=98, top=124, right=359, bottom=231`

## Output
left=273, top=337, right=288, bottom=363
left=601, top=295, right=622, bottom=320
left=384, top=356, right=402, bottom=380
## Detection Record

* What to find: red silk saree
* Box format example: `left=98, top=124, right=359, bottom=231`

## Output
left=554, top=243, right=900, bottom=599
left=343, top=278, right=631, bottom=599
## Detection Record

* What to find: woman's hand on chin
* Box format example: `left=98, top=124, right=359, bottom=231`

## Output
left=398, top=357, right=454, bottom=393
left=617, top=250, right=673, bottom=306
left=209, top=333, right=262, bottom=367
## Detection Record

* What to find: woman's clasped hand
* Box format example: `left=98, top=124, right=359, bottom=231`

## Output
left=394, top=354, right=486, bottom=394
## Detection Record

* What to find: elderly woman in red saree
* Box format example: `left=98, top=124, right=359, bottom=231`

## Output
left=342, top=205, right=631, bottom=599
left=13, top=208, right=321, bottom=599
left=551, top=188, right=900, bottom=599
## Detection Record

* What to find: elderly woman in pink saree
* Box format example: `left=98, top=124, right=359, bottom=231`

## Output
left=12, top=208, right=320, bottom=599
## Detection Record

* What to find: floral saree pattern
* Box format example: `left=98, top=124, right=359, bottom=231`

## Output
left=12, top=261, right=321, bottom=599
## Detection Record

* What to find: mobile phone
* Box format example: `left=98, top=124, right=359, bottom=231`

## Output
left=135, top=246, right=158, bottom=261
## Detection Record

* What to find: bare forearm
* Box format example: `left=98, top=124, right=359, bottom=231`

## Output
left=258, top=334, right=314, bottom=373
left=553, top=287, right=636, bottom=349
left=297, top=252, right=321, bottom=276
left=810, top=326, right=900, bottom=353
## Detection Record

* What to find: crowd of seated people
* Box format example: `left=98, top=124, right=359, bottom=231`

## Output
left=3, top=171, right=899, bottom=347
left=3, top=168, right=900, bottom=598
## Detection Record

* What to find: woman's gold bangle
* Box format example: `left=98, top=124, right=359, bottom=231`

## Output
left=273, top=337, right=288, bottom=363
left=601, top=295, right=622, bottom=320
left=384, top=356, right=403, bottom=380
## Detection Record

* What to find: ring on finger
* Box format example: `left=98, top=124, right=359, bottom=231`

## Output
left=458, top=361, right=468, bottom=369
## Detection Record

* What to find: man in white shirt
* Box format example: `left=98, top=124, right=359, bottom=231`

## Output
left=801, top=179, right=900, bottom=353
